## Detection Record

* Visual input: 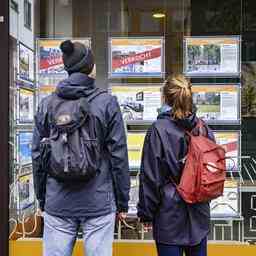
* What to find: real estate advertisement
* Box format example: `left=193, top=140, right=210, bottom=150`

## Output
left=38, top=38, right=91, bottom=74
left=185, top=37, right=240, bottom=76
left=18, top=43, right=34, bottom=83
left=17, top=131, right=33, bottom=166
left=111, top=85, right=161, bottom=122
left=210, top=180, right=239, bottom=218
left=127, top=132, right=146, bottom=169
left=128, top=176, right=139, bottom=217
left=192, top=84, right=240, bottom=123
left=18, top=88, right=34, bottom=124
left=17, top=173, right=34, bottom=211
left=213, top=131, right=239, bottom=171
left=109, top=37, right=164, bottom=77
left=37, top=75, right=65, bottom=103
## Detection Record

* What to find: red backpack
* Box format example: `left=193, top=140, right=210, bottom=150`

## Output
left=171, top=120, right=227, bottom=204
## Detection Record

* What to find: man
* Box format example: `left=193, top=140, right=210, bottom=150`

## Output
left=32, top=40, right=130, bottom=256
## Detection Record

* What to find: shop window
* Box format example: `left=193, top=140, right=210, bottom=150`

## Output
left=24, top=0, right=32, bottom=30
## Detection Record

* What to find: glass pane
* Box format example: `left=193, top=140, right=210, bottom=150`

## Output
left=8, top=0, right=256, bottom=253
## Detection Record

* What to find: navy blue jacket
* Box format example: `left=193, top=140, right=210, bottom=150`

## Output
left=32, top=73, right=130, bottom=217
left=137, top=110, right=215, bottom=246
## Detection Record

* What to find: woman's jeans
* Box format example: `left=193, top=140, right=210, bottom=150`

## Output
left=43, top=212, right=116, bottom=256
left=156, top=237, right=207, bottom=256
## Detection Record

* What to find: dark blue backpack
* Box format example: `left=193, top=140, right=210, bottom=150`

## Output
left=40, top=89, right=106, bottom=182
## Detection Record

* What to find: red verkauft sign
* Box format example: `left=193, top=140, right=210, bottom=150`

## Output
left=40, top=57, right=63, bottom=70
left=112, top=47, right=161, bottom=69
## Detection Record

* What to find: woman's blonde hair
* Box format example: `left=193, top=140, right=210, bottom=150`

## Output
left=162, top=74, right=193, bottom=120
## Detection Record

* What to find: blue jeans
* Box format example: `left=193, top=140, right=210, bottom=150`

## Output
left=156, top=237, right=207, bottom=256
left=43, top=212, right=116, bottom=256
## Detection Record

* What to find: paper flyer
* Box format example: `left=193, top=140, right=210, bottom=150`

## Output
left=127, top=132, right=146, bottom=169
left=111, top=85, right=161, bottom=121
left=17, top=173, right=34, bottom=210
left=38, top=38, right=91, bottom=74
left=192, top=84, right=239, bottom=123
left=18, top=88, right=34, bottom=124
left=210, top=180, right=239, bottom=217
left=185, top=37, right=240, bottom=76
left=17, top=132, right=33, bottom=165
left=213, top=131, right=239, bottom=171
left=110, top=37, right=164, bottom=77
left=18, top=43, right=34, bottom=83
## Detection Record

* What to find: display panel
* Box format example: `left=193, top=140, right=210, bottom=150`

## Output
left=17, top=173, right=34, bottom=210
left=37, top=38, right=91, bottom=75
left=213, top=131, right=240, bottom=171
left=17, top=88, right=34, bottom=124
left=192, top=84, right=240, bottom=124
left=184, top=36, right=240, bottom=77
left=18, top=43, right=34, bottom=83
left=210, top=180, right=239, bottom=218
left=109, top=37, right=164, bottom=77
left=37, top=76, right=64, bottom=103
left=127, top=132, right=145, bottom=169
left=111, top=85, right=161, bottom=122
left=17, top=131, right=33, bottom=166
left=128, top=176, right=139, bottom=217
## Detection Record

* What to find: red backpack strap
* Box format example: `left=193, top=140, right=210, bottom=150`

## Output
left=193, top=119, right=208, bottom=137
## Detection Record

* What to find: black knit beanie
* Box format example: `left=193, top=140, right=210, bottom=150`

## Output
left=60, top=40, right=94, bottom=75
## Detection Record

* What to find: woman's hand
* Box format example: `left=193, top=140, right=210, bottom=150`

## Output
left=118, top=212, right=127, bottom=221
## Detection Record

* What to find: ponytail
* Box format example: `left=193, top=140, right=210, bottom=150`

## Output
left=162, top=74, right=193, bottom=120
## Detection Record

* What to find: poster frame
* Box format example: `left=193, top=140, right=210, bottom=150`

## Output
left=183, top=36, right=241, bottom=77
left=213, top=130, right=241, bottom=173
left=108, top=36, right=165, bottom=78
left=16, top=87, right=35, bottom=125
left=16, top=129, right=33, bottom=167
left=17, top=172, right=35, bottom=211
left=192, top=83, right=241, bottom=125
left=36, top=37, right=91, bottom=76
left=210, top=179, right=241, bottom=219
left=110, top=83, right=162, bottom=124
left=18, top=42, right=35, bottom=85
left=127, top=131, right=146, bottom=171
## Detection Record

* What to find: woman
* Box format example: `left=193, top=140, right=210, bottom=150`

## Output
left=137, top=74, right=215, bottom=256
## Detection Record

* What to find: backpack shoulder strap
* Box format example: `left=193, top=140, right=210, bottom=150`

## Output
left=87, top=88, right=108, bottom=103
left=194, top=119, right=208, bottom=137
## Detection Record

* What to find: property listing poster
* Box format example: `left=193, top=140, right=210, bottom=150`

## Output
left=128, top=176, right=139, bottom=216
left=18, top=88, right=34, bottom=124
left=192, top=84, right=239, bottom=123
left=185, top=37, right=240, bottom=76
left=18, top=43, right=34, bottom=83
left=213, top=131, right=239, bottom=171
left=37, top=75, right=65, bottom=103
left=111, top=85, right=161, bottom=121
left=38, top=38, right=91, bottom=74
left=17, top=173, right=34, bottom=210
left=127, top=132, right=146, bottom=169
left=210, top=180, right=239, bottom=218
left=109, top=37, right=164, bottom=77
left=17, top=132, right=33, bottom=165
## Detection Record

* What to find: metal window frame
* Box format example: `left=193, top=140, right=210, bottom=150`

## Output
left=0, top=0, right=9, bottom=255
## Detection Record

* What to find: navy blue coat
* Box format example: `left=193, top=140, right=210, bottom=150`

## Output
left=137, top=110, right=215, bottom=246
left=32, top=73, right=130, bottom=217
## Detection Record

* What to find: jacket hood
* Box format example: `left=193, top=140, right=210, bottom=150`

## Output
left=158, top=106, right=198, bottom=131
left=55, top=72, right=97, bottom=100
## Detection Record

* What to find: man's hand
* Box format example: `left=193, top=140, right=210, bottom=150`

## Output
left=118, top=212, right=127, bottom=221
